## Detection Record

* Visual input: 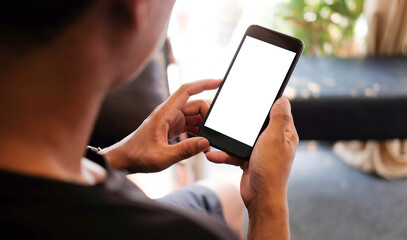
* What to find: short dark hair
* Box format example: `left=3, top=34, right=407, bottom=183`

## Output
left=0, top=1, right=95, bottom=46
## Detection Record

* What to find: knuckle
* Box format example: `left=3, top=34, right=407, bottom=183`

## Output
left=179, top=83, right=191, bottom=93
left=147, top=105, right=162, bottom=119
left=272, top=111, right=291, bottom=123
left=196, top=99, right=207, bottom=106
left=269, top=135, right=285, bottom=145
left=263, top=129, right=284, bottom=145
left=180, top=143, right=195, bottom=160
left=294, top=132, right=300, bottom=146
left=287, top=135, right=299, bottom=150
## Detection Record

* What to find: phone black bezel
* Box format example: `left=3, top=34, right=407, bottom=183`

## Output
left=198, top=25, right=304, bottom=160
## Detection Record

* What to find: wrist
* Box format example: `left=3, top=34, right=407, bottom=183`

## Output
left=99, top=145, right=128, bottom=170
left=247, top=192, right=288, bottom=218
left=247, top=193, right=289, bottom=240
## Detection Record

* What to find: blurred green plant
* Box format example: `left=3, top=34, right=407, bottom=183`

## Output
left=273, top=0, right=365, bottom=56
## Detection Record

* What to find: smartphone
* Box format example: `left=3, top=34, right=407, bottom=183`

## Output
left=198, top=25, right=304, bottom=160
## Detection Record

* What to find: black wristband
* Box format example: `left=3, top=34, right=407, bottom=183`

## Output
left=85, top=146, right=107, bottom=168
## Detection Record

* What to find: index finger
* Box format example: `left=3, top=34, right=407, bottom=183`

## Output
left=167, top=79, right=222, bottom=109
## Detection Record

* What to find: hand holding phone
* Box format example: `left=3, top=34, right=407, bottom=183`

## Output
left=206, top=96, right=298, bottom=240
left=199, top=25, right=304, bottom=159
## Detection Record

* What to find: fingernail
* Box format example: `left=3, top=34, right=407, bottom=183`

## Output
left=276, top=97, right=291, bottom=110
left=197, top=138, right=210, bottom=151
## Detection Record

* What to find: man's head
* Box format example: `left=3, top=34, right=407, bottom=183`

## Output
left=0, top=0, right=176, bottom=86
left=0, top=0, right=176, bottom=176
left=0, top=0, right=176, bottom=152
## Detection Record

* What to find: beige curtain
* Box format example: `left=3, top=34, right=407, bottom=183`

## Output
left=333, top=0, right=407, bottom=180
left=365, top=0, right=407, bottom=56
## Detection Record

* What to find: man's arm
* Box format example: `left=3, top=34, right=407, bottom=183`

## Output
left=206, top=98, right=298, bottom=240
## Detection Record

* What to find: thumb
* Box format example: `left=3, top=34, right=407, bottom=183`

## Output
left=170, top=137, right=210, bottom=161
left=267, top=98, right=292, bottom=135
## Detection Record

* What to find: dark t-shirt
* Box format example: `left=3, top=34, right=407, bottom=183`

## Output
left=0, top=152, right=238, bottom=239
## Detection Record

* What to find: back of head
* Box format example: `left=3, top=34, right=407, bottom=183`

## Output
left=0, top=1, right=95, bottom=49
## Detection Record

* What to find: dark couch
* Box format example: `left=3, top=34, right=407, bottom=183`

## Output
left=89, top=48, right=170, bottom=148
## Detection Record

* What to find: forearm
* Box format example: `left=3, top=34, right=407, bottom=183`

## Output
left=247, top=195, right=290, bottom=240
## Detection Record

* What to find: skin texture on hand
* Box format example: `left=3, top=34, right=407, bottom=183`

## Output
left=206, top=97, right=299, bottom=240
left=99, top=79, right=221, bottom=173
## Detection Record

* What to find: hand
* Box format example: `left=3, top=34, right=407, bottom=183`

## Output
left=205, top=98, right=298, bottom=239
left=99, top=79, right=221, bottom=173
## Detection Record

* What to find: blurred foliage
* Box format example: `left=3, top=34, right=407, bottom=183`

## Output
left=273, top=0, right=365, bottom=56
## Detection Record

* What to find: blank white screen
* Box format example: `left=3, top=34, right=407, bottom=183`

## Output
left=205, top=36, right=296, bottom=147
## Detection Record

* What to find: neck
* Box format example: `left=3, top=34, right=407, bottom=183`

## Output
left=0, top=31, right=111, bottom=184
